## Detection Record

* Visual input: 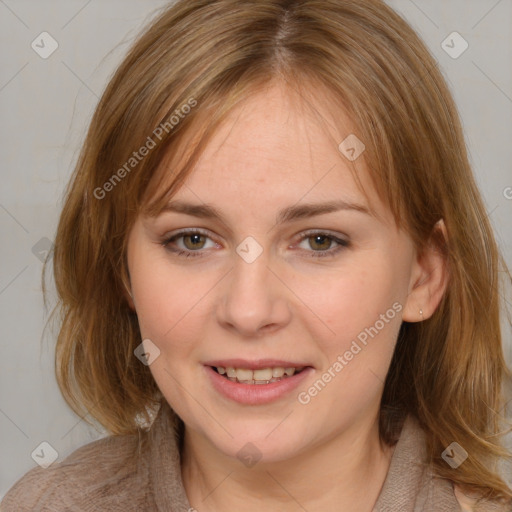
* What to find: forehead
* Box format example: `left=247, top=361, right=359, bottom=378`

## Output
left=154, top=81, right=387, bottom=221
left=192, top=83, right=351, bottom=182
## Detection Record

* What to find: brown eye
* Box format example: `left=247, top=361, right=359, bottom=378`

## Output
left=308, top=234, right=333, bottom=251
left=296, top=231, right=350, bottom=258
left=183, top=233, right=207, bottom=250
left=161, top=229, right=217, bottom=258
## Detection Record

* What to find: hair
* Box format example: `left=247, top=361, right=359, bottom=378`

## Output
left=44, top=0, right=512, bottom=504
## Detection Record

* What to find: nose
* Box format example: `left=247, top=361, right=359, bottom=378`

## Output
left=216, top=248, right=292, bottom=337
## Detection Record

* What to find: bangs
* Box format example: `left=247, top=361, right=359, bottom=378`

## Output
left=137, top=70, right=391, bottom=231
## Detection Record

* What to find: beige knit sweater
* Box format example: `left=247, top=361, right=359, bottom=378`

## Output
left=1, top=401, right=510, bottom=511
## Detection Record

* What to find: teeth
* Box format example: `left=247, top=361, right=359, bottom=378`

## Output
left=217, top=366, right=303, bottom=384
left=272, top=367, right=285, bottom=378
left=235, top=368, right=253, bottom=381
left=253, top=368, right=273, bottom=380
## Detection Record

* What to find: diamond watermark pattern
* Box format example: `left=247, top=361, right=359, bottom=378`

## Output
left=31, top=32, right=59, bottom=59
left=31, top=441, right=58, bottom=469
left=134, top=338, right=161, bottom=366
left=31, top=237, right=54, bottom=263
left=338, top=134, right=366, bottom=162
left=236, top=236, right=263, bottom=264
left=441, top=442, right=468, bottom=469
left=236, top=442, right=262, bottom=468
left=441, top=32, right=468, bottom=59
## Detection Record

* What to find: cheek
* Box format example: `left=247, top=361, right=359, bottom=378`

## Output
left=129, top=246, right=183, bottom=332
left=289, top=256, right=402, bottom=348
left=130, top=253, right=215, bottom=357
left=298, top=264, right=403, bottom=409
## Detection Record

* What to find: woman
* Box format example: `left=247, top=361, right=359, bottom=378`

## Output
left=2, top=1, right=511, bottom=510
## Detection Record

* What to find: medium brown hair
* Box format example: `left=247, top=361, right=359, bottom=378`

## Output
left=45, top=0, right=512, bottom=503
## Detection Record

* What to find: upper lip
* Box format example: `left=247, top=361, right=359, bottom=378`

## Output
left=204, top=359, right=313, bottom=370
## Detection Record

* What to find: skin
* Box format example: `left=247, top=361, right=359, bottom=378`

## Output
left=126, top=80, right=448, bottom=512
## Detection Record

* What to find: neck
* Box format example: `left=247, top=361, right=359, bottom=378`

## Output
left=180, top=417, right=396, bottom=512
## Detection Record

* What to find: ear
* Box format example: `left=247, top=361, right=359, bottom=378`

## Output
left=121, top=272, right=136, bottom=311
left=402, top=219, right=449, bottom=322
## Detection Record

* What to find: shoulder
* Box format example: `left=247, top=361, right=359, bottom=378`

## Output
left=385, top=415, right=511, bottom=512
left=453, top=484, right=480, bottom=511
left=453, top=484, right=512, bottom=512
left=0, top=432, right=148, bottom=512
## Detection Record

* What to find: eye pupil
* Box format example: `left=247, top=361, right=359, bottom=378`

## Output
left=310, top=235, right=331, bottom=250
left=184, top=234, right=205, bottom=250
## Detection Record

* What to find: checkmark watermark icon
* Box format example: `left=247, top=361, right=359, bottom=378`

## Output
left=441, top=442, right=468, bottom=469
left=236, top=442, right=262, bottom=468
left=31, top=32, right=59, bottom=59
left=31, top=441, right=59, bottom=469
left=441, top=32, right=469, bottom=59
left=338, top=134, right=366, bottom=162
left=134, top=339, right=161, bottom=366
left=236, top=236, right=264, bottom=264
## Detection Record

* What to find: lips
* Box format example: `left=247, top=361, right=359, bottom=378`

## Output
left=203, top=358, right=313, bottom=370
left=204, top=361, right=315, bottom=405
left=213, top=365, right=306, bottom=384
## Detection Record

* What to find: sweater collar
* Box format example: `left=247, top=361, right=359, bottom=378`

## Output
left=148, top=401, right=461, bottom=512
left=372, top=414, right=461, bottom=511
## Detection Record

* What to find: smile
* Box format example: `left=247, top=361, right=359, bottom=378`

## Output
left=205, top=364, right=314, bottom=405
left=213, top=366, right=306, bottom=384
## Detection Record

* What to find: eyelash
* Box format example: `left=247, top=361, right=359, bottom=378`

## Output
left=161, top=228, right=350, bottom=259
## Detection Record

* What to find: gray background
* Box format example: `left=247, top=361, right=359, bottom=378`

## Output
left=1, top=0, right=511, bottom=498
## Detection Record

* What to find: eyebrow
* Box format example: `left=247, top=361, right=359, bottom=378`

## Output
left=158, top=199, right=372, bottom=225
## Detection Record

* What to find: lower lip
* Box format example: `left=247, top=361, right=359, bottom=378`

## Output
left=205, top=365, right=314, bottom=405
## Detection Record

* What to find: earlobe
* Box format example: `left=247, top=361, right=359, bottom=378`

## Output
left=126, top=290, right=136, bottom=311
left=121, top=273, right=136, bottom=311
left=402, top=219, right=449, bottom=323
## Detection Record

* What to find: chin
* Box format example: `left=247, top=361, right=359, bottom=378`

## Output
left=204, top=421, right=310, bottom=465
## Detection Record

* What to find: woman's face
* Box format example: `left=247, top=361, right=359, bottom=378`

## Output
left=127, top=81, right=420, bottom=463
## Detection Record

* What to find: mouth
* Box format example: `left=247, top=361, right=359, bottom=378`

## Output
left=210, top=365, right=308, bottom=385
left=205, top=362, right=314, bottom=405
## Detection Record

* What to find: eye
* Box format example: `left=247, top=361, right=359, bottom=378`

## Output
left=295, top=231, right=350, bottom=258
left=161, top=229, right=350, bottom=259
left=161, top=229, right=218, bottom=257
